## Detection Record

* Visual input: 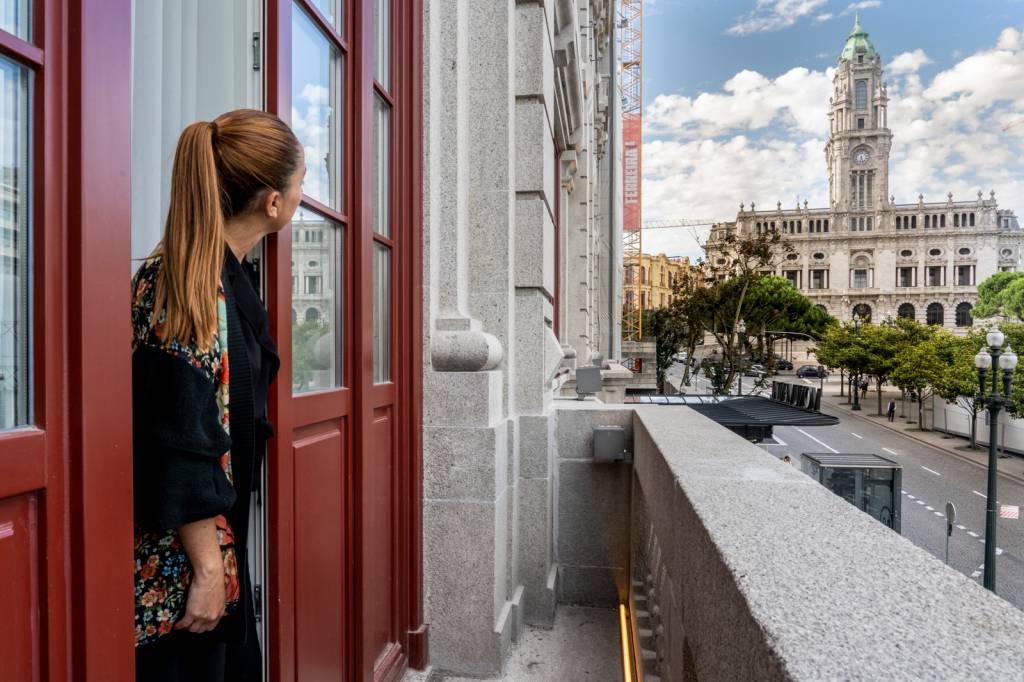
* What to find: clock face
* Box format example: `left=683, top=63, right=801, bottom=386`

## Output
left=854, top=149, right=871, bottom=165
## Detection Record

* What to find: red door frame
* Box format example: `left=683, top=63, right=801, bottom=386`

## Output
left=0, top=0, right=135, bottom=679
left=265, top=1, right=424, bottom=679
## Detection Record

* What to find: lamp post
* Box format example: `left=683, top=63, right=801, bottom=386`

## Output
left=975, top=328, right=1017, bottom=592
left=736, top=319, right=746, bottom=396
left=851, top=312, right=862, bottom=411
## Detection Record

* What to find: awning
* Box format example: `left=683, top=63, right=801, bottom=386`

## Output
left=624, top=395, right=839, bottom=427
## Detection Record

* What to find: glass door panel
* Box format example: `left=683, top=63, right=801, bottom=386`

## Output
left=0, top=56, right=30, bottom=429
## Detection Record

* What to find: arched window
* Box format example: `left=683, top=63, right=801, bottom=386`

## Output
left=305, top=307, right=321, bottom=324
left=956, top=302, right=973, bottom=328
left=926, top=303, right=944, bottom=326
left=897, top=303, right=915, bottom=320
left=815, top=304, right=828, bottom=313
left=853, top=303, right=871, bottom=321
left=855, top=80, right=868, bottom=110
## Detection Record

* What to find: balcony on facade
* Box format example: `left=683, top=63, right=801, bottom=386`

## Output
left=416, top=403, right=1024, bottom=680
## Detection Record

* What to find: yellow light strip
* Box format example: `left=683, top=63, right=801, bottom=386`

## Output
left=619, top=603, right=634, bottom=682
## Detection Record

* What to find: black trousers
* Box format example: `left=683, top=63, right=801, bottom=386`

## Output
left=135, top=617, right=262, bottom=682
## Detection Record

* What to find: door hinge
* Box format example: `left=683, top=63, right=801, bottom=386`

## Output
left=254, top=584, right=263, bottom=622
left=252, top=32, right=261, bottom=72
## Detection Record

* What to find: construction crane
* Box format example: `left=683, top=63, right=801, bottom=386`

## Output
left=620, top=0, right=644, bottom=343
left=643, top=218, right=720, bottom=229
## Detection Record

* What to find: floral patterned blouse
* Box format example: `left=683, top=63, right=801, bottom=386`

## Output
left=131, top=257, right=240, bottom=646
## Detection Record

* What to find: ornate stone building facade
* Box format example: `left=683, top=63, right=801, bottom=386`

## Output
left=624, top=253, right=700, bottom=311
left=708, top=17, right=1023, bottom=328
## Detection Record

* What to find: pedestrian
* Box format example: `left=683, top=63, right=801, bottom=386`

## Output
left=860, top=377, right=869, bottom=399
left=887, top=399, right=896, bottom=422
left=132, top=110, right=301, bottom=681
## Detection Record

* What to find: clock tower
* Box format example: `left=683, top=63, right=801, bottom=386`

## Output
left=825, top=15, right=892, bottom=216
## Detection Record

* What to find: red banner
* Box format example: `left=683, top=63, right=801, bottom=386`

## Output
left=623, top=114, right=642, bottom=232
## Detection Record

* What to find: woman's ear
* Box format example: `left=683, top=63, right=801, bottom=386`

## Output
left=263, top=189, right=282, bottom=219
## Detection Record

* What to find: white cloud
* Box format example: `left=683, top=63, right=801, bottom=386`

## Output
left=813, top=13, right=833, bottom=24
left=727, top=0, right=828, bottom=36
left=642, top=26, right=1024, bottom=261
left=291, top=84, right=335, bottom=204
left=887, top=49, right=933, bottom=75
left=841, top=1, right=882, bottom=15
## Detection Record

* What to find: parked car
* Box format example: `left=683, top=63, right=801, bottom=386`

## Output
left=672, top=351, right=688, bottom=363
left=796, top=365, right=828, bottom=378
left=743, top=363, right=768, bottom=377
left=773, top=358, right=794, bottom=370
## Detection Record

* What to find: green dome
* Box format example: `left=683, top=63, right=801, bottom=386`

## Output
left=840, top=14, right=876, bottom=61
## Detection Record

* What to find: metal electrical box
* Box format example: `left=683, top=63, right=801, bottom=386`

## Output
left=575, top=366, right=603, bottom=398
left=802, top=452, right=902, bottom=533
left=593, top=426, right=629, bottom=462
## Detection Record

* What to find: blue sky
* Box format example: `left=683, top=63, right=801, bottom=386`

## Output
left=641, top=0, right=1024, bottom=259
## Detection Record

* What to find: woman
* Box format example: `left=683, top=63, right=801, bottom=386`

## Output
left=132, top=109, right=303, bottom=681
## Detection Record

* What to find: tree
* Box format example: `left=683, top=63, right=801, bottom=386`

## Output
left=974, top=271, right=1024, bottom=321
left=930, top=329, right=986, bottom=447
left=857, top=323, right=908, bottom=416
left=891, top=337, right=944, bottom=429
left=814, top=323, right=873, bottom=400
left=292, top=320, right=331, bottom=390
left=643, top=307, right=689, bottom=394
left=742, top=276, right=835, bottom=370
left=701, top=226, right=793, bottom=394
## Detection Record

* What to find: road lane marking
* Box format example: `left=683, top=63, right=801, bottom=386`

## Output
left=850, top=432, right=863, bottom=439
left=794, top=428, right=838, bottom=453
left=934, top=511, right=944, bottom=517
left=926, top=506, right=935, bottom=511
left=882, top=447, right=899, bottom=456
left=973, top=490, right=987, bottom=499
left=773, top=434, right=788, bottom=446
left=921, top=466, right=942, bottom=477
left=907, top=494, right=915, bottom=499
left=998, top=548, right=1004, bottom=555
left=916, top=500, right=925, bottom=505
left=956, top=525, right=966, bottom=530
left=979, top=539, right=986, bottom=544
left=968, top=531, right=979, bottom=537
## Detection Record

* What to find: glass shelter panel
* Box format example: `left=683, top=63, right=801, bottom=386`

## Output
left=0, top=56, right=30, bottom=429
left=292, top=208, right=343, bottom=392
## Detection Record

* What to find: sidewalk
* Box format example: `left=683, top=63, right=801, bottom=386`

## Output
left=808, top=374, right=1024, bottom=485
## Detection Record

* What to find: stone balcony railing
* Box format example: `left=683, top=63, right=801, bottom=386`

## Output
left=549, top=402, right=1024, bottom=681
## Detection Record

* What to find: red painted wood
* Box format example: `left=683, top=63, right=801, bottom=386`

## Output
left=0, top=494, right=39, bottom=682
left=265, top=2, right=299, bottom=679
left=293, top=426, right=347, bottom=679
left=265, top=0, right=424, bottom=679
left=0, top=28, right=43, bottom=66
left=0, top=430, right=45, bottom=499
left=65, top=1, right=135, bottom=678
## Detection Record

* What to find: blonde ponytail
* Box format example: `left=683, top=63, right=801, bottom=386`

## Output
left=153, top=121, right=225, bottom=350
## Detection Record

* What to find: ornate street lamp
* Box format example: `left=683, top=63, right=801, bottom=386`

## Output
left=736, top=319, right=747, bottom=396
left=851, top=312, right=862, bottom=411
left=975, top=329, right=1017, bottom=592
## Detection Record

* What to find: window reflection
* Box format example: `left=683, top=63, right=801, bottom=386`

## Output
left=373, top=95, right=389, bottom=237
left=0, top=56, right=30, bottom=428
left=292, top=209, right=343, bottom=392
left=374, top=0, right=389, bottom=88
left=308, top=0, right=342, bottom=32
left=373, top=243, right=390, bottom=383
left=292, top=5, right=342, bottom=210
left=0, top=0, right=30, bottom=42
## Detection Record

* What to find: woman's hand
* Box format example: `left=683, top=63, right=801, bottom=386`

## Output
left=175, top=517, right=226, bottom=633
left=176, top=566, right=226, bottom=633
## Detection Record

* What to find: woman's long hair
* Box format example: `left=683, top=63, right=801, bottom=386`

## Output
left=153, top=109, right=301, bottom=349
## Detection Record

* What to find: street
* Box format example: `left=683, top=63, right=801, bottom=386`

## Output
left=670, top=363, right=1024, bottom=610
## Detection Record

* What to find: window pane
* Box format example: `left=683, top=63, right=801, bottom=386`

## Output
left=373, top=243, right=390, bottom=383
left=308, top=0, right=342, bottom=32
left=373, top=95, right=390, bottom=237
left=0, top=57, right=30, bottom=428
left=293, top=5, right=343, bottom=210
left=375, top=0, right=389, bottom=88
left=0, top=0, right=30, bottom=42
left=292, top=208, right=343, bottom=393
